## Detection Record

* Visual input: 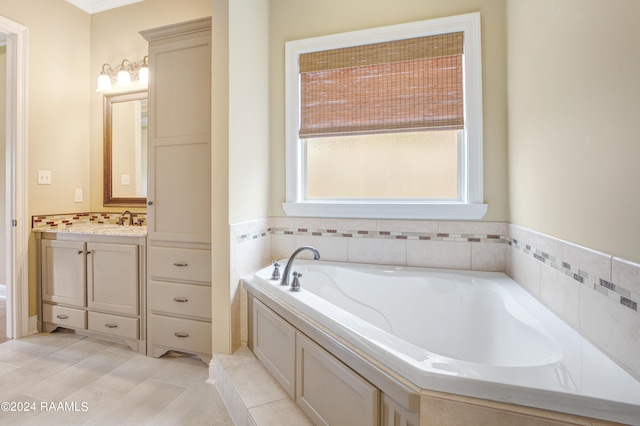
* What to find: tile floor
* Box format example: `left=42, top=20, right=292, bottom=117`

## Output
left=0, top=330, right=233, bottom=425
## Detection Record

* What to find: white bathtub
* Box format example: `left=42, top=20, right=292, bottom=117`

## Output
left=248, top=260, right=640, bottom=425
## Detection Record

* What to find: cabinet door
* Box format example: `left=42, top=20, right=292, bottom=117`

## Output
left=87, top=242, right=139, bottom=315
left=41, top=240, right=86, bottom=307
left=296, top=333, right=380, bottom=426
left=253, top=299, right=296, bottom=398
left=146, top=28, right=211, bottom=244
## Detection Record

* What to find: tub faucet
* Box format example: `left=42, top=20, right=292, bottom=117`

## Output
left=119, top=210, right=134, bottom=226
left=281, top=246, right=320, bottom=287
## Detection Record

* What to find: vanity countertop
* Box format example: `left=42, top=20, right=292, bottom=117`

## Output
left=33, top=224, right=147, bottom=237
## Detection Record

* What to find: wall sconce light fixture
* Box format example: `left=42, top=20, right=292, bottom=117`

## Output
left=97, top=56, right=148, bottom=92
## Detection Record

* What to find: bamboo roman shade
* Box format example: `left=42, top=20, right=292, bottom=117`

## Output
left=299, top=31, right=464, bottom=139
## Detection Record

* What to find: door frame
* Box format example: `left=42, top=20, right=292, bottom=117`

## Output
left=1, top=15, right=29, bottom=339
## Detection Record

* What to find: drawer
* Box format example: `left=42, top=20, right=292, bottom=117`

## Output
left=149, top=314, right=211, bottom=355
left=148, top=280, right=211, bottom=319
left=88, top=311, right=139, bottom=339
left=148, top=246, right=211, bottom=283
left=43, top=304, right=86, bottom=329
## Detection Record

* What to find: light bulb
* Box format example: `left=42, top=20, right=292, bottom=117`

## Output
left=117, top=69, right=132, bottom=87
left=138, top=66, right=148, bottom=85
left=96, top=73, right=112, bottom=92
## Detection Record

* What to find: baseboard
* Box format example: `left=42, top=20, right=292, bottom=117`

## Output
left=29, top=315, right=38, bottom=335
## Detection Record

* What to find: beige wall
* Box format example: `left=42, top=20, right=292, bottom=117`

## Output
left=0, top=0, right=91, bottom=217
left=227, top=0, right=270, bottom=224
left=90, top=0, right=211, bottom=212
left=214, top=0, right=270, bottom=353
left=268, top=0, right=509, bottom=221
left=507, top=0, right=640, bottom=263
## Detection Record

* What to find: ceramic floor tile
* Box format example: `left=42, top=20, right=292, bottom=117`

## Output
left=48, top=337, right=113, bottom=362
left=225, top=359, right=288, bottom=409
left=0, top=355, right=76, bottom=400
left=151, top=353, right=210, bottom=387
left=149, top=381, right=232, bottom=425
left=248, top=398, right=312, bottom=426
left=90, top=353, right=171, bottom=394
left=22, top=349, right=131, bottom=401
left=83, top=379, right=187, bottom=425
left=0, top=335, right=234, bottom=425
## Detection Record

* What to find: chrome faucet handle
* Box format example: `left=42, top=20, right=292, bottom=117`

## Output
left=271, top=261, right=281, bottom=281
left=290, top=271, right=302, bottom=292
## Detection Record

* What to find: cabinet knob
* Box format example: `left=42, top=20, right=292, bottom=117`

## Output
left=174, top=332, right=189, bottom=338
left=77, top=250, right=83, bottom=254
left=147, top=201, right=154, bottom=206
left=173, top=297, right=189, bottom=303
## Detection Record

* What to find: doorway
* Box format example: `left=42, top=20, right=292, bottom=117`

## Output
left=0, top=15, right=29, bottom=340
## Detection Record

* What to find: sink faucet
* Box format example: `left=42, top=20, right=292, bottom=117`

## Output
left=280, top=246, right=320, bottom=287
left=119, top=210, right=134, bottom=226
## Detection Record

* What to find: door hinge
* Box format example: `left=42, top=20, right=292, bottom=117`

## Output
left=11, top=219, right=17, bottom=227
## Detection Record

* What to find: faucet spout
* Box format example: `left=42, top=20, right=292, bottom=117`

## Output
left=119, top=210, right=134, bottom=226
left=280, top=246, right=320, bottom=286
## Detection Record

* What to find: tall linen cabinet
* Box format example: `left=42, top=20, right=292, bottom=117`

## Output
left=141, top=18, right=213, bottom=364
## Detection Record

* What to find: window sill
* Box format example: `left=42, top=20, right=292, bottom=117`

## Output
left=282, top=202, right=488, bottom=220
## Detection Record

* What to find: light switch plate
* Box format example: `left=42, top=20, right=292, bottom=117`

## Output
left=75, top=188, right=83, bottom=202
left=37, top=170, right=51, bottom=185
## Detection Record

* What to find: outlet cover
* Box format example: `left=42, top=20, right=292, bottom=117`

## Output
left=37, top=170, right=51, bottom=185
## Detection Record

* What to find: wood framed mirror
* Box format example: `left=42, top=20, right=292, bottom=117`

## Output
left=103, top=90, right=148, bottom=206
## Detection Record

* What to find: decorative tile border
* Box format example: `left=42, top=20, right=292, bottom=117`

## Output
left=32, top=212, right=147, bottom=229
left=235, top=226, right=505, bottom=245
left=509, top=238, right=639, bottom=314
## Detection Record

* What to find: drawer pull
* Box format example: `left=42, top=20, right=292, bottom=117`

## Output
left=173, top=297, right=189, bottom=303
left=77, top=250, right=84, bottom=254
left=173, top=262, right=188, bottom=267
left=104, top=323, right=119, bottom=329
left=174, top=332, right=189, bottom=338
left=56, top=314, right=69, bottom=320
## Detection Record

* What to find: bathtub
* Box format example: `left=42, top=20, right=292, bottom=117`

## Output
left=247, top=260, right=640, bottom=425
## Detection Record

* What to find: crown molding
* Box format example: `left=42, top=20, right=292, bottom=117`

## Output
left=66, top=0, right=143, bottom=14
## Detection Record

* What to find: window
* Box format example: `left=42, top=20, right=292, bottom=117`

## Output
left=283, top=13, right=486, bottom=219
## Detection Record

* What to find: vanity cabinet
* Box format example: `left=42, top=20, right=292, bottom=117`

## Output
left=141, top=17, right=213, bottom=363
left=38, top=232, right=146, bottom=353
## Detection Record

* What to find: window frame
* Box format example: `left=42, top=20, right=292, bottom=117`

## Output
left=283, top=12, right=486, bottom=220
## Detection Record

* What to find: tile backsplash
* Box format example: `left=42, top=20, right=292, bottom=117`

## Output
left=32, top=212, right=147, bottom=229
left=231, top=217, right=640, bottom=380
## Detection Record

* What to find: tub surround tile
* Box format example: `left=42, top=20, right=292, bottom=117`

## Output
left=348, top=236, right=407, bottom=265
left=540, top=266, right=581, bottom=331
left=407, top=240, right=471, bottom=270
left=579, top=284, right=640, bottom=380
left=376, top=219, right=439, bottom=234
left=233, top=216, right=640, bottom=381
left=471, top=241, right=506, bottom=272
left=294, top=234, right=349, bottom=262
left=507, top=246, right=542, bottom=299
left=613, top=257, right=640, bottom=295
